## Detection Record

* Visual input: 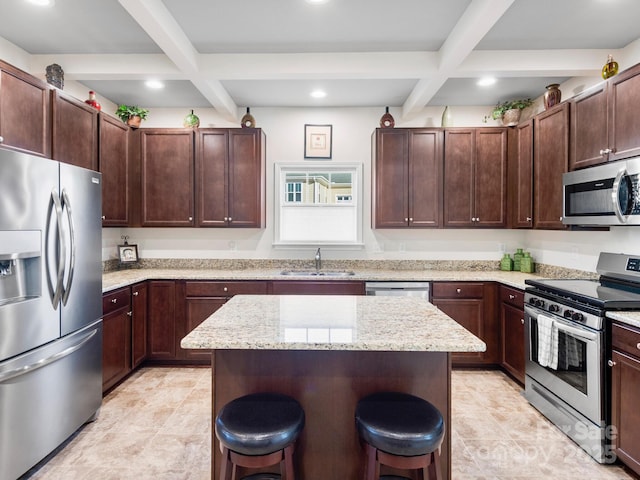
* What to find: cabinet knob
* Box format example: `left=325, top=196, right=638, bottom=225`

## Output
left=228, top=217, right=232, bottom=222
left=456, top=288, right=462, bottom=293
left=111, top=298, right=117, bottom=304
left=521, top=318, right=525, bottom=325
left=127, top=311, right=133, bottom=317
left=509, top=294, right=515, bottom=300
left=405, top=218, right=409, bottom=222
left=637, top=342, right=640, bottom=350
left=608, top=359, right=616, bottom=367
left=526, top=217, right=532, bottom=222
left=223, top=287, right=228, bottom=292
left=224, top=217, right=228, bottom=221
left=188, top=216, right=193, bottom=221
left=409, top=217, right=413, bottom=222
left=600, top=149, right=606, bottom=155
left=133, top=291, right=139, bottom=296
left=101, top=215, right=106, bottom=220
left=0, top=136, right=3, bottom=143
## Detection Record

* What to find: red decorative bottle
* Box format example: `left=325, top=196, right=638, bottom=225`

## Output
left=85, top=90, right=101, bottom=111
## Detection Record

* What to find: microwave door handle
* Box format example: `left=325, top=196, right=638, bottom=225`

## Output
left=554, top=321, right=598, bottom=342
left=612, top=167, right=629, bottom=223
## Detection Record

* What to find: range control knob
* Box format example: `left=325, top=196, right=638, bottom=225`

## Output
left=564, top=310, right=574, bottom=319
left=536, top=299, right=546, bottom=309
left=548, top=304, right=561, bottom=313
left=571, top=312, right=584, bottom=322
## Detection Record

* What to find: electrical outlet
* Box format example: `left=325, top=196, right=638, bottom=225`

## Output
left=498, top=243, right=506, bottom=253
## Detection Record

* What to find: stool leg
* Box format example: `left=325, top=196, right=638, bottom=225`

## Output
left=428, top=449, right=442, bottom=480
left=283, top=444, right=296, bottom=480
left=219, top=446, right=233, bottom=480
left=363, top=443, right=377, bottom=480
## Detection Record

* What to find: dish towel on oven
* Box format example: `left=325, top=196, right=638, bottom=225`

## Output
left=537, top=314, right=559, bottom=370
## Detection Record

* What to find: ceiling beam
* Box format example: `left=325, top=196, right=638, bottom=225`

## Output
left=118, top=0, right=238, bottom=121
left=402, top=0, right=515, bottom=118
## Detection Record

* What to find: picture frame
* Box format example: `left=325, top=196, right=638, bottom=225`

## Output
left=304, top=124, right=332, bottom=159
left=118, top=244, right=139, bottom=264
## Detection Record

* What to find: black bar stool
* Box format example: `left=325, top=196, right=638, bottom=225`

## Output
left=355, top=392, right=445, bottom=480
left=215, top=392, right=305, bottom=480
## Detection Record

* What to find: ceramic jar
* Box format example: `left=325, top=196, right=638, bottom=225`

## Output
left=543, top=84, right=562, bottom=110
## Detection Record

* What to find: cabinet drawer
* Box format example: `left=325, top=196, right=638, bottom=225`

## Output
left=102, top=287, right=131, bottom=316
left=500, top=286, right=524, bottom=309
left=612, top=322, right=640, bottom=358
left=185, top=281, right=268, bottom=297
left=432, top=282, right=483, bottom=299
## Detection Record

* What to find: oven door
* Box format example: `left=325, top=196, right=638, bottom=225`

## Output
left=524, top=305, right=603, bottom=425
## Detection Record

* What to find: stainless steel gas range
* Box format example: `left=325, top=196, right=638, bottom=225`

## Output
left=524, top=252, right=640, bottom=464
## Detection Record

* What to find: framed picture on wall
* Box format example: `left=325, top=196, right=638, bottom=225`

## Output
left=304, top=124, right=332, bottom=159
left=118, top=244, right=139, bottom=264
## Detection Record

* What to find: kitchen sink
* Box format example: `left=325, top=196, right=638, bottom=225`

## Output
left=280, top=270, right=355, bottom=277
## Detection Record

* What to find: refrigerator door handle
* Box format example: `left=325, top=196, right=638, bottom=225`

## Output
left=61, top=189, right=76, bottom=306
left=47, top=189, right=66, bottom=308
left=0, top=328, right=98, bottom=383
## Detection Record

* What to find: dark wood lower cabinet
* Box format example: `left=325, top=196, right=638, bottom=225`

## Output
left=270, top=280, right=365, bottom=295
left=431, top=282, right=498, bottom=366
left=500, top=286, right=525, bottom=384
left=102, top=287, right=132, bottom=393
left=147, top=280, right=178, bottom=361
left=131, top=282, right=148, bottom=368
left=611, top=322, right=640, bottom=476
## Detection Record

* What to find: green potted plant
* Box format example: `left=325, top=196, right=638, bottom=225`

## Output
left=489, top=98, right=533, bottom=126
left=115, top=104, right=149, bottom=128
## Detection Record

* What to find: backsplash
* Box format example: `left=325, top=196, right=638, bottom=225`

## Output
left=103, top=258, right=596, bottom=279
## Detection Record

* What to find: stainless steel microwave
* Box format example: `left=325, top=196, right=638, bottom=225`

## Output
left=563, top=156, right=640, bottom=226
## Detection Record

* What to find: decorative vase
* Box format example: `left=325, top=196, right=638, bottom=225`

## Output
left=126, top=115, right=142, bottom=128
left=441, top=105, right=453, bottom=127
left=543, top=84, right=561, bottom=110
left=183, top=109, right=200, bottom=128
left=241, top=107, right=255, bottom=128
left=84, top=90, right=101, bottom=111
left=45, top=63, right=64, bottom=89
left=379, top=106, right=395, bottom=128
left=602, top=54, right=619, bottom=79
left=501, top=108, right=521, bottom=126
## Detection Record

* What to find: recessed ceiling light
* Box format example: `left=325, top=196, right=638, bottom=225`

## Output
left=477, top=77, right=497, bottom=87
left=26, top=0, right=54, bottom=6
left=306, top=0, right=330, bottom=4
left=145, top=80, right=164, bottom=89
left=310, top=89, right=327, bottom=99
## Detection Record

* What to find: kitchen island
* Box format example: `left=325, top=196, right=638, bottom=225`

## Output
left=181, top=294, right=485, bottom=480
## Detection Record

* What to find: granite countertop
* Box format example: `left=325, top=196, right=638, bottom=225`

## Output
left=180, top=294, right=487, bottom=353
left=102, top=267, right=540, bottom=292
left=607, top=311, right=640, bottom=329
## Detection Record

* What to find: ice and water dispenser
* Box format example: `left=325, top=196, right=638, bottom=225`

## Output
left=0, top=231, right=41, bottom=306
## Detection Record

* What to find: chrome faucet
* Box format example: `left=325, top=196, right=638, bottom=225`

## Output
left=314, top=248, right=322, bottom=272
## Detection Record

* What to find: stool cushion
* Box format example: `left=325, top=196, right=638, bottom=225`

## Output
left=215, top=393, right=305, bottom=456
left=355, top=392, right=445, bottom=457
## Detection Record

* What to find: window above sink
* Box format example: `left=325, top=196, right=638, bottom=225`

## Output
left=274, top=163, right=363, bottom=247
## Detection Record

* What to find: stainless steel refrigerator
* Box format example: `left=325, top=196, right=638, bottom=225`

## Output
left=0, top=149, right=103, bottom=480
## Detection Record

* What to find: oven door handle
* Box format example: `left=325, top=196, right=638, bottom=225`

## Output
left=554, top=321, right=598, bottom=342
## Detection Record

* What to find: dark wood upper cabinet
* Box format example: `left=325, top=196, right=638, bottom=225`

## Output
left=0, top=60, right=51, bottom=157
left=195, top=128, right=265, bottom=228
left=372, top=128, right=443, bottom=228
left=509, top=120, right=534, bottom=228
left=570, top=63, right=640, bottom=170
left=443, top=128, right=507, bottom=227
left=99, top=113, right=130, bottom=226
left=139, top=129, right=194, bottom=227
left=51, top=89, right=98, bottom=170
left=534, top=103, right=569, bottom=230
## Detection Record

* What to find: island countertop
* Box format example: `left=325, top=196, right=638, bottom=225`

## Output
left=180, top=294, right=486, bottom=353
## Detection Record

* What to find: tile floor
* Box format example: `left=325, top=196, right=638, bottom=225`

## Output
left=24, top=367, right=638, bottom=480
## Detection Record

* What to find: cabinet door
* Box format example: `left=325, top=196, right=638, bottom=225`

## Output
left=432, top=298, right=484, bottom=364
left=182, top=297, right=224, bottom=362
left=147, top=281, right=177, bottom=360
left=475, top=128, right=507, bottom=227
left=140, top=129, right=194, bottom=226
left=228, top=129, right=265, bottom=227
left=102, top=308, right=132, bottom=393
left=608, top=63, right=640, bottom=162
left=443, top=129, right=474, bottom=227
left=611, top=349, right=640, bottom=476
left=51, top=90, right=98, bottom=170
left=511, top=120, right=534, bottom=228
left=99, top=113, right=130, bottom=226
left=501, top=302, right=525, bottom=383
left=372, top=129, right=409, bottom=228
left=271, top=281, right=365, bottom=295
left=409, top=129, right=443, bottom=227
left=0, top=61, right=51, bottom=157
left=196, top=129, right=228, bottom=227
left=131, top=282, right=148, bottom=368
left=534, top=103, right=568, bottom=230
left=569, top=83, right=608, bottom=170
